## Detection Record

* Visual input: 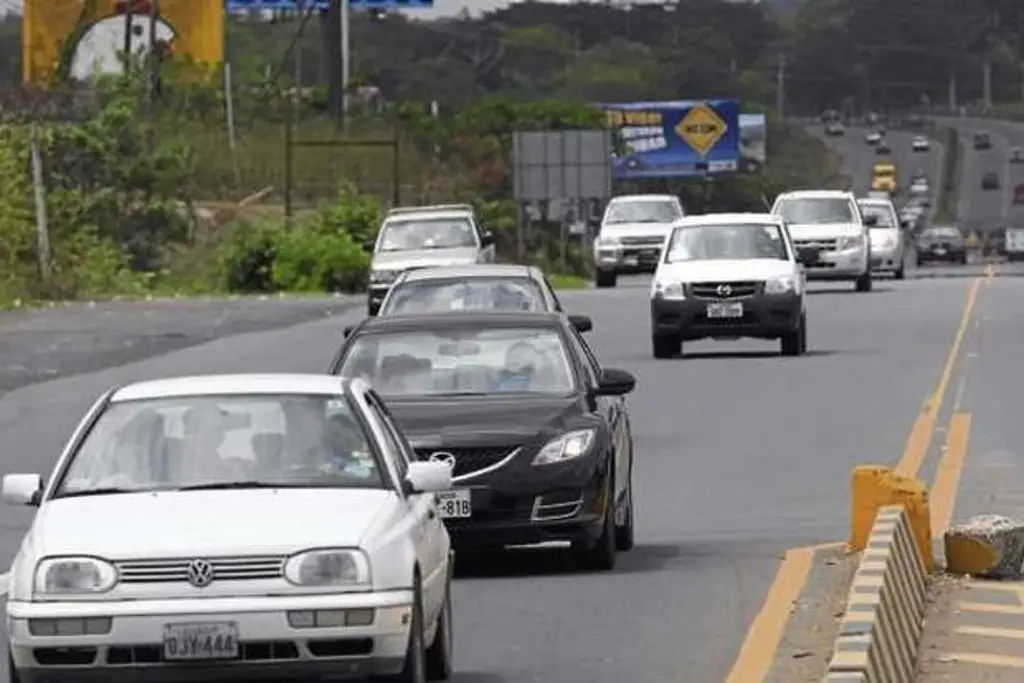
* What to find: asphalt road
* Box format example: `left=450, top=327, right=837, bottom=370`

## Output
left=0, top=274, right=994, bottom=683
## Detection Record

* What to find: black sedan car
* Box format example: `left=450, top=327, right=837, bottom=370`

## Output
left=916, top=226, right=967, bottom=265
left=329, top=312, right=637, bottom=570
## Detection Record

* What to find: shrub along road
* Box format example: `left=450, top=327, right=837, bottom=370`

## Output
left=0, top=274, right=990, bottom=683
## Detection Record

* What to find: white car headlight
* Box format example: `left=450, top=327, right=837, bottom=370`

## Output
left=838, top=235, right=865, bottom=251
left=370, top=269, right=397, bottom=284
left=532, top=429, right=596, bottom=466
left=284, top=549, right=370, bottom=587
left=34, top=557, right=117, bottom=597
left=595, top=236, right=620, bottom=249
left=764, top=276, right=795, bottom=294
left=652, top=280, right=685, bottom=300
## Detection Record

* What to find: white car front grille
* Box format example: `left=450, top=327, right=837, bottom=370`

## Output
left=115, top=555, right=286, bottom=583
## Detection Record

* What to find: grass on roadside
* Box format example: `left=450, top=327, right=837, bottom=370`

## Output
left=547, top=273, right=590, bottom=290
left=934, top=126, right=960, bottom=223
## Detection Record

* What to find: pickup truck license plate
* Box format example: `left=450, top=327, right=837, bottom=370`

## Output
left=934, top=248, right=946, bottom=255
left=163, top=622, right=239, bottom=661
left=707, top=302, right=743, bottom=318
left=437, top=490, right=472, bottom=518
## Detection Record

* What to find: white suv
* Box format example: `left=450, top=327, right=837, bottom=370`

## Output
left=770, top=190, right=874, bottom=292
left=593, top=194, right=685, bottom=288
left=649, top=213, right=808, bottom=358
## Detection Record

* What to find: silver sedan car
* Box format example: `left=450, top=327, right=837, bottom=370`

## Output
left=858, top=196, right=908, bottom=279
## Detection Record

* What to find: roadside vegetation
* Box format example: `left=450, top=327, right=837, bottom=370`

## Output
left=0, top=0, right=900, bottom=307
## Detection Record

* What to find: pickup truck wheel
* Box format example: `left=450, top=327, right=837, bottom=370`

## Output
left=780, top=315, right=806, bottom=356
left=595, top=270, right=617, bottom=288
left=855, top=270, right=873, bottom=292
left=652, top=334, right=680, bottom=359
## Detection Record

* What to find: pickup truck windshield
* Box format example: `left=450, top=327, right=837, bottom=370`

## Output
left=775, top=198, right=853, bottom=224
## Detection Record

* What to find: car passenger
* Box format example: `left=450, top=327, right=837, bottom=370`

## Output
left=498, top=341, right=543, bottom=391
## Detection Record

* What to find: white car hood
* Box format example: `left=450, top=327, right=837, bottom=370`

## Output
left=29, top=489, right=394, bottom=558
left=786, top=223, right=863, bottom=240
left=600, top=222, right=674, bottom=239
left=656, top=259, right=794, bottom=282
left=372, top=247, right=479, bottom=271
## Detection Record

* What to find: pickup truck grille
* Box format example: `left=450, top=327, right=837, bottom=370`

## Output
left=688, top=281, right=761, bottom=299
left=793, top=238, right=839, bottom=251
left=619, top=235, right=665, bottom=247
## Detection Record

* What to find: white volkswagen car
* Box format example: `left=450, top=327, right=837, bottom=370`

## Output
left=3, top=374, right=454, bottom=683
left=650, top=213, right=808, bottom=358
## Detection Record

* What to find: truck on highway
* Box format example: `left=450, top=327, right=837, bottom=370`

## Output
left=871, top=162, right=898, bottom=195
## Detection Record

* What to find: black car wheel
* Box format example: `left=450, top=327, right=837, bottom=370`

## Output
left=425, top=573, right=453, bottom=681
left=894, top=261, right=905, bottom=279
left=388, top=577, right=427, bottom=683
left=595, top=270, right=617, bottom=288
left=651, top=334, right=680, bottom=359
left=614, top=471, right=635, bottom=551
left=8, top=651, right=20, bottom=683
left=855, top=270, right=873, bottom=292
left=780, top=314, right=806, bottom=356
left=573, top=476, right=617, bottom=571
left=959, top=252, right=968, bottom=265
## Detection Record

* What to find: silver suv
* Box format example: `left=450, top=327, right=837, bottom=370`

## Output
left=365, top=204, right=496, bottom=314
left=592, top=194, right=685, bottom=288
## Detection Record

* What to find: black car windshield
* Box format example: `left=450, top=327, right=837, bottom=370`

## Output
left=54, top=394, right=385, bottom=497
left=338, top=327, right=575, bottom=397
left=604, top=200, right=680, bottom=224
left=859, top=205, right=895, bottom=228
left=665, top=223, right=788, bottom=263
left=775, top=198, right=853, bottom=224
left=377, top=217, right=476, bottom=252
left=382, top=278, right=547, bottom=314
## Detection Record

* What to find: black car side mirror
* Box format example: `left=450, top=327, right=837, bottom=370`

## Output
left=481, top=231, right=494, bottom=246
left=362, top=240, right=375, bottom=252
left=594, top=368, right=635, bottom=396
left=568, top=314, right=592, bottom=333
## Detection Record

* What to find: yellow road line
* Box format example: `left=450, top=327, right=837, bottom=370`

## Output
left=722, top=543, right=840, bottom=683
left=958, top=602, right=1024, bottom=615
left=930, top=412, right=972, bottom=537
left=957, top=625, right=1024, bottom=640
left=940, top=652, right=1024, bottom=668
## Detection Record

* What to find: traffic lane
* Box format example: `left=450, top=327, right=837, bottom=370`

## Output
left=452, top=277, right=973, bottom=682
left=0, top=276, right=975, bottom=683
left=935, top=274, right=1024, bottom=524
left=933, top=117, right=1009, bottom=231
left=0, top=296, right=358, bottom=396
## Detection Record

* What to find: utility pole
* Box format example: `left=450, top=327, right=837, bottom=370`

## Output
left=775, top=53, right=785, bottom=119
left=147, top=0, right=160, bottom=103
left=983, top=55, right=993, bottom=113
left=948, top=70, right=958, bottom=113
left=340, top=0, right=350, bottom=123
left=123, top=0, right=135, bottom=74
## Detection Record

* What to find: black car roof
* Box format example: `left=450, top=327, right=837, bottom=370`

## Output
left=399, top=264, right=535, bottom=281
left=351, top=311, right=566, bottom=334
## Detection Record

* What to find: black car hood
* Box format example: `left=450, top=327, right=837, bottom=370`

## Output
left=384, top=394, right=585, bottom=450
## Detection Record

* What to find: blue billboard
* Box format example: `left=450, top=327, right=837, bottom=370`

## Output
left=226, top=0, right=432, bottom=10
left=600, top=99, right=740, bottom=179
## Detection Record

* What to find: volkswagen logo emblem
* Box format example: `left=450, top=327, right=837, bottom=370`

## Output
left=716, top=284, right=732, bottom=297
left=429, top=451, right=456, bottom=470
left=187, top=559, right=215, bottom=588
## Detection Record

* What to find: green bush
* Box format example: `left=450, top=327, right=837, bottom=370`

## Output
left=271, top=228, right=369, bottom=293
left=313, top=181, right=384, bottom=247
left=217, top=219, right=283, bottom=293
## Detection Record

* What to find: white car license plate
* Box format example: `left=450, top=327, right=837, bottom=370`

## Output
left=163, top=622, right=239, bottom=661
left=707, top=302, right=743, bottom=318
left=935, top=248, right=946, bottom=255
left=624, top=256, right=639, bottom=266
left=437, top=490, right=472, bottom=518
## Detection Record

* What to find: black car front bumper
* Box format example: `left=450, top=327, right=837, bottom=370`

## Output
left=917, top=247, right=966, bottom=263
left=428, top=448, right=611, bottom=549
left=651, top=292, right=802, bottom=342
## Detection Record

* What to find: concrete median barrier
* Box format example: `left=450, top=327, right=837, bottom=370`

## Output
left=823, top=505, right=929, bottom=683
left=848, top=465, right=933, bottom=572
left=945, top=514, right=1024, bottom=579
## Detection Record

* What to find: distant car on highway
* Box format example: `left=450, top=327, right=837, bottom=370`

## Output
left=825, top=122, right=845, bottom=136
left=974, top=131, right=992, bottom=150
left=330, top=312, right=638, bottom=570
left=909, top=176, right=930, bottom=196
left=911, top=136, right=930, bottom=152
left=593, top=194, right=685, bottom=288
left=771, top=189, right=874, bottom=292
left=1011, top=147, right=1024, bottom=164
left=865, top=131, right=882, bottom=145
left=858, top=196, right=908, bottom=279
left=2, top=373, right=457, bottom=683
left=649, top=213, right=807, bottom=357
left=982, top=172, right=1000, bottom=190
left=916, top=226, right=967, bottom=265
left=1006, top=226, right=1024, bottom=261
left=1015, top=183, right=1024, bottom=204
left=876, top=138, right=891, bottom=154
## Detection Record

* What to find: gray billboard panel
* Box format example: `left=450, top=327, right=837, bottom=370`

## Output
left=513, top=130, right=613, bottom=201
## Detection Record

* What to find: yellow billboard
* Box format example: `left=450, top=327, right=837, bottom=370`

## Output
left=23, top=0, right=224, bottom=84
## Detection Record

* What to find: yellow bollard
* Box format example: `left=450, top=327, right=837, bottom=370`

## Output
left=849, top=465, right=934, bottom=572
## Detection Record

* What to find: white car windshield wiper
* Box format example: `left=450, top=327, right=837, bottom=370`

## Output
left=55, top=486, right=140, bottom=498
left=175, top=481, right=310, bottom=491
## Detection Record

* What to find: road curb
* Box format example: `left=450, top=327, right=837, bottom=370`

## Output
left=822, top=505, right=929, bottom=683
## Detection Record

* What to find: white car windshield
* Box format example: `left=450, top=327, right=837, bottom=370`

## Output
left=775, top=198, right=853, bottom=224
left=383, top=278, right=547, bottom=314
left=377, top=217, right=476, bottom=252
left=859, top=205, right=895, bottom=228
left=338, top=327, right=575, bottom=397
left=54, top=394, right=385, bottom=497
left=604, top=200, right=680, bottom=224
left=665, top=223, right=788, bottom=262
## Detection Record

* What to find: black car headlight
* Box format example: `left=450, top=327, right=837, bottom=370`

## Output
left=532, top=429, right=596, bottom=466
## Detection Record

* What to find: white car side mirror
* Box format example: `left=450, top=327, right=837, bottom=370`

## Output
left=405, top=461, right=452, bottom=494
left=3, top=473, right=43, bottom=506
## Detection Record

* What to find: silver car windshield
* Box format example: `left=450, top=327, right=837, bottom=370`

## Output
left=665, top=223, right=788, bottom=263
left=378, top=217, right=476, bottom=252
left=383, top=278, right=547, bottom=315
left=338, top=327, right=575, bottom=397
left=605, top=200, right=679, bottom=224
left=54, top=394, right=385, bottom=497
left=776, top=198, right=853, bottom=224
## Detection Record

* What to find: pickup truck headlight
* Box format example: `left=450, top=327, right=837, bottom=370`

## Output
left=652, top=280, right=685, bottom=300
left=533, top=429, right=596, bottom=466
left=369, top=269, right=398, bottom=285
left=764, top=276, right=795, bottom=294
left=285, top=549, right=371, bottom=587
left=838, top=235, right=866, bottom=251
left=34, top=557, right=117, bottom=597
left=595, top=236, right=620, bottom=249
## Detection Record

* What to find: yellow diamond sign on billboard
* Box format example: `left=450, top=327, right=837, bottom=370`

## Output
left=675, top=103, right=728, bottom=157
